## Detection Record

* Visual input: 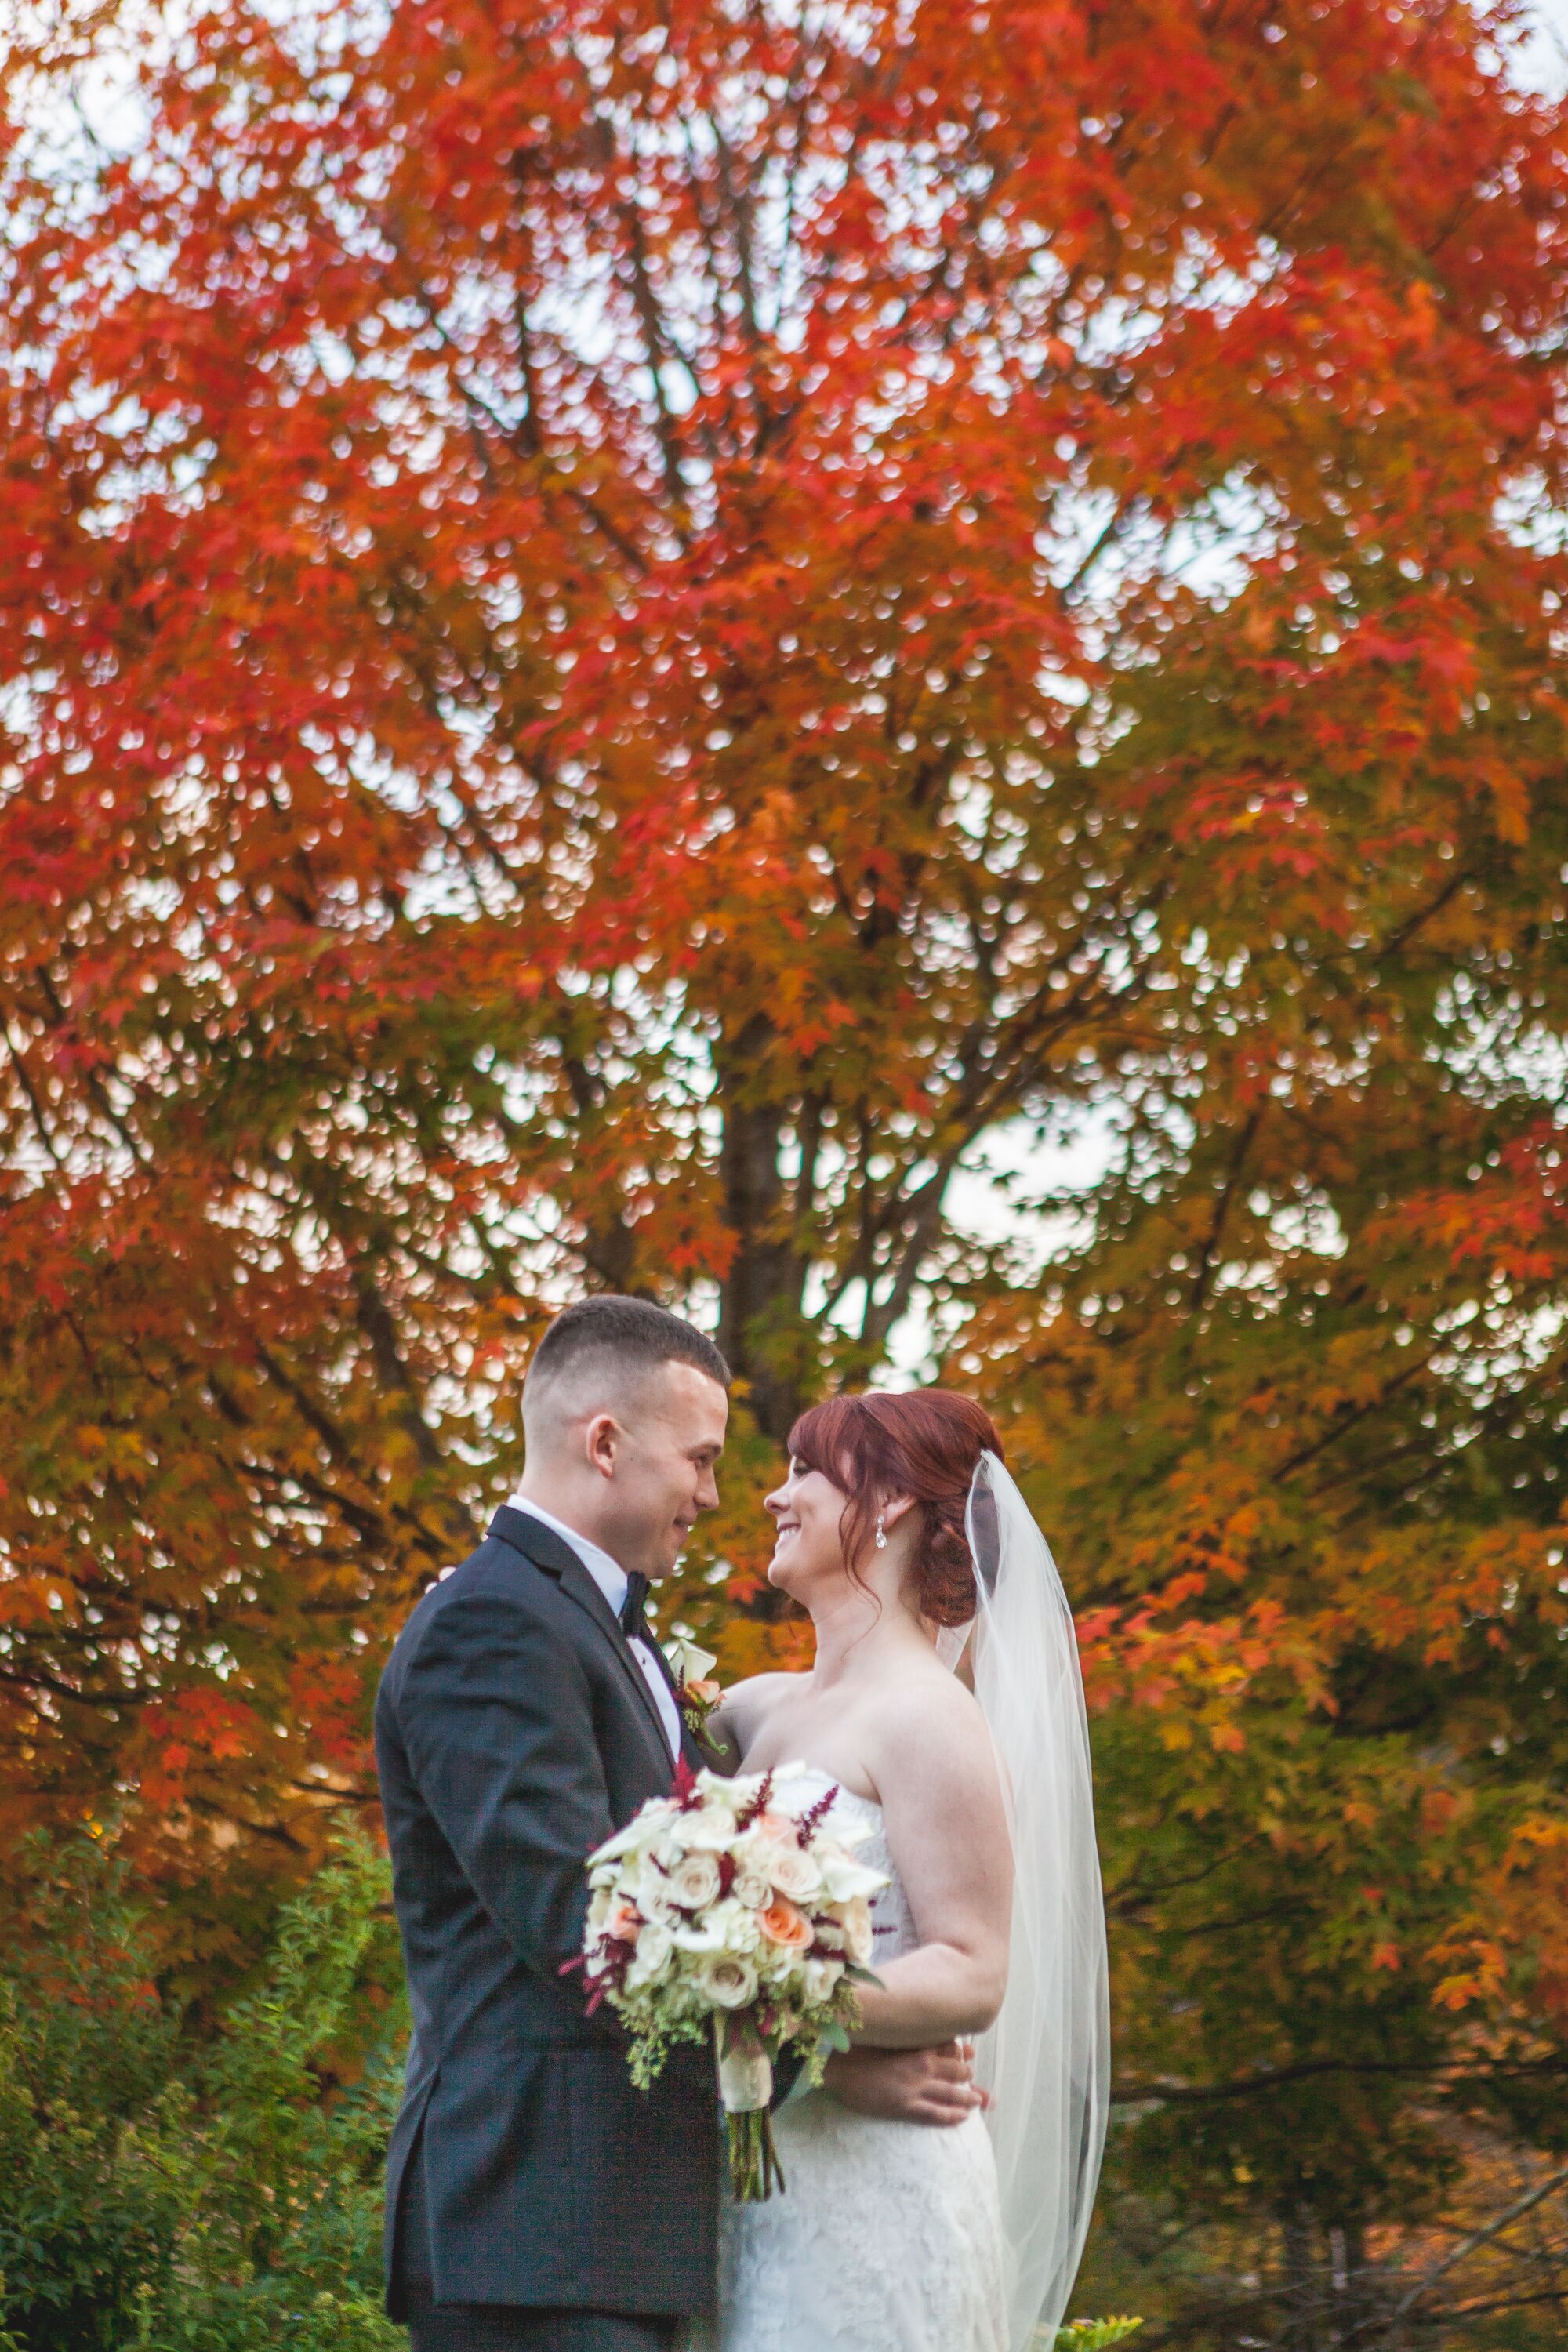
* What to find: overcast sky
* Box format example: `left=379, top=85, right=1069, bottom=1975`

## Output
left=1516, top=0, right=1568, bottom=89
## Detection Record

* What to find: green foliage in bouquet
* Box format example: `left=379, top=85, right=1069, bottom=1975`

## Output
left=0, top=1826, right=406, bottom=2352
left=1053, top=2321, right=1145, bottom=2350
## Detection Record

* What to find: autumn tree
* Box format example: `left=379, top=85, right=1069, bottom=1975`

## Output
left=4, top=0, right=1568, bottom=2331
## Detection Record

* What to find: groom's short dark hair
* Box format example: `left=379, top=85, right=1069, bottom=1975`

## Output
left=528, top=1296, right=731, bottom=1396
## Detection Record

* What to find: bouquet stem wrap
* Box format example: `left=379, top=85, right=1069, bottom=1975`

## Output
left=716, top=2017, right=784, bottom=2201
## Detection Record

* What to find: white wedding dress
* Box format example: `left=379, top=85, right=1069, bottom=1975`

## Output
left=689, top=1769, right=1008, bottom=2352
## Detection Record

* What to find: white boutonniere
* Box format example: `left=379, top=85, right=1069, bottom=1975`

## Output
left=663, top=1635, right=723, bottom=1738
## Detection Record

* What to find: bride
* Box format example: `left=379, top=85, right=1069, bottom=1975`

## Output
left=691, top=1390, right=1110, bottom=2352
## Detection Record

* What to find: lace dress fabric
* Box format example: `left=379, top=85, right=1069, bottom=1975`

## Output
left=687, top=1775, right=1007, bottom=2352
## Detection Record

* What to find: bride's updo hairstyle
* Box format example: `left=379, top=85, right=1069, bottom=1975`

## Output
left=784, top=1391, right=1004, bottom=1629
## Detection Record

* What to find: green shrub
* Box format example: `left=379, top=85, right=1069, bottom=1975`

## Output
left=2, top=1831, right=1145, bottom=2352
left=0, top=1829, right=406, bottom=2352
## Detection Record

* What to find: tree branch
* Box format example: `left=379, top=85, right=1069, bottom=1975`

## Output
left=1190, top=1105, right=1264, bottom=1311
left=1391, top=2167, right=1568, bottom=2318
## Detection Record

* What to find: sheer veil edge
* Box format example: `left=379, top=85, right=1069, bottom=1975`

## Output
left=935, top=1451, right=1111, bottom=2351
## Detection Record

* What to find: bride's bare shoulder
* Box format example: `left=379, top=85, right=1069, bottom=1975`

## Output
left=713, top=1670, right=802, bottom=1740
left=869, top=1655, right=995, bottom=1781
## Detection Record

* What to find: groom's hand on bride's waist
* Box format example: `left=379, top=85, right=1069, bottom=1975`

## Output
left=822, top=2039, right=987, bottom=2127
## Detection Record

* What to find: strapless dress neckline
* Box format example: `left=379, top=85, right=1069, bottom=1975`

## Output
left=770, top=1762, right=882, bottom=1822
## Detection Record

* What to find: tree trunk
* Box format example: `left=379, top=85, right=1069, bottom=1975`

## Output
left=716, top=1017, right=811, bottom=1442
left=1281, top=2207, right=1325, bottom=2352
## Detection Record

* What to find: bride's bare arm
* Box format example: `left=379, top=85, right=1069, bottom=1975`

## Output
left=846, top=1675, right=1012, bottom=2049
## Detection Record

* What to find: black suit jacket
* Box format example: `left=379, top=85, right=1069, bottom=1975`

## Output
left=375, top=1505, right=719, bottom=2318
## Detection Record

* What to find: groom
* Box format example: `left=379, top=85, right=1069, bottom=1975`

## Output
left=376, top=1295, right=984, bottom=2350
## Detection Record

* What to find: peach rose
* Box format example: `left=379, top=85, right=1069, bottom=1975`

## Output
left=758, top=1895, right=813, bottom=1951
left=750, top=1811, right=797, bottom=1844
left=608, top=1900, right=643, bottom=1944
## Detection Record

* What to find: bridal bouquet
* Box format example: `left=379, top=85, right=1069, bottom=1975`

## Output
left=568, top=1761, right=887, bottom=2199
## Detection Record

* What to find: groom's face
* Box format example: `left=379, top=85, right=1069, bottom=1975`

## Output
left=590, top=1361, right=729, bottom=1579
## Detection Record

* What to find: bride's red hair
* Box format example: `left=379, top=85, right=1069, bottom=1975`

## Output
left=784, top=1391, right=1002, bottom=1628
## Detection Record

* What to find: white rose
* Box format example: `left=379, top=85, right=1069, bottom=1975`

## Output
left=765, top=1843, right=823, bottom=1902
left=732, top=1869, right=771, bottom=1910
left=669, top=1849, right=723, bottom=1911
left=626, top=1920, right=674, bottom=1988
left=725, top=1827, right=765, bottom=1874
left=638, top=1917, right=673, bottom=1970
left=637, top=1878, right=677, bottom=1926
left=668, top=1804, right=742, bottom=1853
left=840, top=1896, right=874, bottom=1966
left=802, top=1955, right=845, bottom=2006
left=702, top=1954, right=759, bottom=2010
left=729, top=1820, right=802, bottom=1876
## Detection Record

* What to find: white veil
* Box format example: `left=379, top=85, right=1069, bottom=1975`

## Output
left=935, top=1450, right=1111, bottom=2350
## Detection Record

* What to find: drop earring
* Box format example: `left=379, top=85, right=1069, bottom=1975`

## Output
left=874, top=1512, right=887, bottom=1550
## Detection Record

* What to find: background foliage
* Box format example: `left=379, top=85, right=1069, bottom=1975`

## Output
left=4, top=0, right=1568, bottom=2338
left=0, top=1830, right=403, bottom=2352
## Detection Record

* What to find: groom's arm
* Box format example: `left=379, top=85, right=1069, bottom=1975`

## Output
left=395, top=1584, right=614, bottom=1983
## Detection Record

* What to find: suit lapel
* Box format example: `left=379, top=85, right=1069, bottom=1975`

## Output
left=488, top=1506, right=674, bottom=1770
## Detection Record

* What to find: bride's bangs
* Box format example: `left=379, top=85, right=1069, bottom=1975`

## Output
left=785, top=1394, right=889, bottom=1574
left=785, top=1394, right=858, bottom=1488
left=785, top=1392, right=1004, bottom=1602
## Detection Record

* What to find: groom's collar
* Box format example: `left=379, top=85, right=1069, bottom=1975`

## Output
left=486, top=1503, right=585, bottom=1580
left=487, top=1503, right=676, bottom=1764
left=500, top=1494, right=630, bottom=1616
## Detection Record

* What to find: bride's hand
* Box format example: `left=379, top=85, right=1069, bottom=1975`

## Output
left=822, top=2039, right=988, bottom=2128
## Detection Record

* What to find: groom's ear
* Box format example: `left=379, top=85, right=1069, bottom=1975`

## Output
left=583, top=1409, right=622, bottom=1478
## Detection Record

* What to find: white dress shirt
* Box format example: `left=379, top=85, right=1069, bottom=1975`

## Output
left=506, top=1494, right=682, bottom=1762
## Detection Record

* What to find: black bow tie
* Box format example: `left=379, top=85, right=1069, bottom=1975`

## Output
left=619, top=1571, right=651, bottom=1643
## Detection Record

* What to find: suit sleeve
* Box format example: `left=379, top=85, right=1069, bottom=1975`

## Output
left=396, top=1585, right=613, bottom=1980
